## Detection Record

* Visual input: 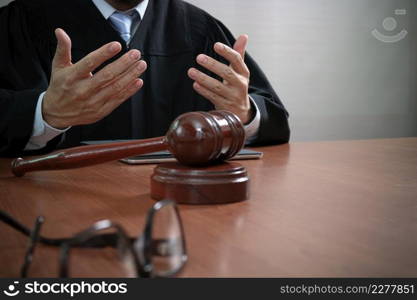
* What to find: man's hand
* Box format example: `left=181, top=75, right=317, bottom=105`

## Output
left=187, top=35, right=252, bottom=124
left=43, top=28, right=147, bottom=129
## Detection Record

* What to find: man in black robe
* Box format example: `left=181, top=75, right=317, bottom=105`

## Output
left=0, top=0, right=290, bottom=157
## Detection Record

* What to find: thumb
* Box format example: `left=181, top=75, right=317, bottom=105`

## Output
left=52, top=28, right=72, bottom=69
left=233, top=34, right=249, bottom=60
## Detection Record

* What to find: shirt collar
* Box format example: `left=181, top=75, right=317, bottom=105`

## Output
left=92, top=0, right=149, bottom=20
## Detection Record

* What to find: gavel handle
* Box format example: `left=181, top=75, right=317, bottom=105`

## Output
left=11, top=137, right=167, bottom=177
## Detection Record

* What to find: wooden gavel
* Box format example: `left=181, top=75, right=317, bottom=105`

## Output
left=11, top=111, right=246, bottom=177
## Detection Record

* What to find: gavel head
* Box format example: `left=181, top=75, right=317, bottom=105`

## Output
left=166, top=111, right=246, bottom=166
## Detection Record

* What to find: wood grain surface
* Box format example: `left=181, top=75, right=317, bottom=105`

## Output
left=0, top=138, right=416, bottom=277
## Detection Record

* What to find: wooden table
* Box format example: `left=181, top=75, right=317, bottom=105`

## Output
left=0, top=138, right=416, bottom=277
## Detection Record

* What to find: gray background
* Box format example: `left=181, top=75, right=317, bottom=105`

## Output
left=1, top=0, right=416, bottom=142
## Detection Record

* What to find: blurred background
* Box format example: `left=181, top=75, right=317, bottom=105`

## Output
left=1, top=0, right=416, bottom=142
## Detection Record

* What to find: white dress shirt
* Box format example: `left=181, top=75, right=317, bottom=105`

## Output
left=25, top=0, right=259, bottom=150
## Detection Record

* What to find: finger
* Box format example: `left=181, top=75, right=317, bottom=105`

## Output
left=213, top=42, right=249, bottom=77
left=188, top=68, right=234, bottom=99
left=91, top=60, right=146, bottom=105
left=72, top=41, right=122, bottom=78
left=195, top=54, right=242, bottom=86
left=115, top=78, right=144, bottom=105
left=233, top=34, right=249, bottom=60
left=52, top=28, right=72, bottom=69
left=91, top=49, right=142, bottom=88
left=192, top=82, right=229, bottom=108
left=99, top=79, right=143, bottom=116
left=108, top=60, right=147, bottom=93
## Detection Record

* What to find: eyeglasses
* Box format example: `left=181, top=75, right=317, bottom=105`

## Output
left=0, top=200, right=187, bottom=278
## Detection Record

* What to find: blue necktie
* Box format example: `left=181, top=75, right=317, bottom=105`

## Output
left=109, top=10, right=140, bottom=43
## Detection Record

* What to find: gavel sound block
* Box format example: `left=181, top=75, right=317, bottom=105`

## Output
left=11, top=111, right=249, bottom=204
left=151, top=162, right=249, bottom=204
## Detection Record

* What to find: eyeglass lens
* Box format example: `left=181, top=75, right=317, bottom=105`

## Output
left=150, top=203, right=185, bottom=277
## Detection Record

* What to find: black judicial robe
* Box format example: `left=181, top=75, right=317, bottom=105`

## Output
left=0, top=0, right=290, bottom=157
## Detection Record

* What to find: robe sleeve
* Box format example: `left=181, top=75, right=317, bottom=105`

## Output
left=0, top=1, right=60, bottom=157
left=202, top=17, right=291, bottom=145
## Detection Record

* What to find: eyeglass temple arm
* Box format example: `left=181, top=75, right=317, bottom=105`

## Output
left=20, top=216, right=44, bottom=278
left=0, top=210, right=67, bottom=246
left=0, top=211, right=183, bottom=257
left=0, top=211, right=128, bottom=248
left=0, top=210, right=137, bottom=248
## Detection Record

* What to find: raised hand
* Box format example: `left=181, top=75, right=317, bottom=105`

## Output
left=187, top=35, right=252, bottom=124
left=43, top=28, right=147, bottom=129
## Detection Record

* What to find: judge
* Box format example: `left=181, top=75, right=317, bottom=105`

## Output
left=0, top=0, right=290, bottom=157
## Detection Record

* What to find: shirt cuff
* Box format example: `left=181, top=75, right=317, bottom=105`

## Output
left=25, top=91, right=70, bottom=151
left=244, top=96, right=261, bottom=143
